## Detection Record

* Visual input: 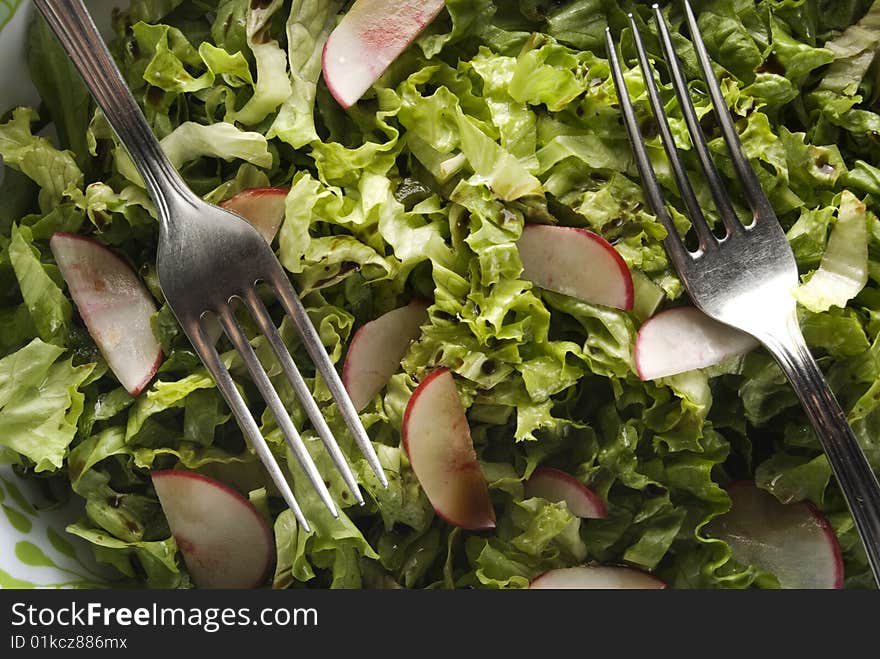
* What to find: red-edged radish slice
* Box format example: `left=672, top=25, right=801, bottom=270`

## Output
left=322, top=0, right=446, bottom=108
left=50, top=232, right=162, bottom=396
left=530, top=565, right=666, bottom=589
left=220, top=187, right=288, bottom=244
left=524, top=467, right=607, bottom=519
left=517, top=225, right=634, bottom=310
left=706, top=481, right=843, bottom=589
left=635, top=306, right=759, bottom=380
left=402, top=368, right=495, bottom=530
left=151, top=470, right=274, bottom=589
left=342, top=300, right=429, bottom=411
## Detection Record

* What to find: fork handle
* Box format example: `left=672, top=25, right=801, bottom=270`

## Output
left=762, top=315, right=880, bottom=584
left=32, top=0, right=191, bottom=216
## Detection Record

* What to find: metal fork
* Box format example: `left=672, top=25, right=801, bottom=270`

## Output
left=607, top=1, right=880, bottom=584
left=34, top=0, right=387, bottom=533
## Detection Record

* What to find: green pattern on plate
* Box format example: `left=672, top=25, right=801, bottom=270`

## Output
left=0, top=567, right=36, bottom=589
left=2, top=504, right=32, bottom=533
left=2, top=477, right=37, bottom=516
left=47, top=527, right=79, bottom=559
left=16, top=541, right=57, bottom=568
left=0, top=477, right=107, bottom=589
left=0, top=0, right=22, bottom=32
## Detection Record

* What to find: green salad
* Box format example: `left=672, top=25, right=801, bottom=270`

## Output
left=2, top=0, right=880, bottom=589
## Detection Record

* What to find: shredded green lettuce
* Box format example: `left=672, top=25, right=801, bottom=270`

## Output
left=0, top=339, right=93, bottom=471
left=794, top=191, right=869, bottom=312
left=268, top=0, right=341, bottom=148
left=2, top=0, right=880, bottom=590
left=0, top=108, right=83, bottom=211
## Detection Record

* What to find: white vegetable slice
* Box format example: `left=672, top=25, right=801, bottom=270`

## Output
left=530, top=565, right=666, bottom=589
left=152, top=471, right=274, bottom=589
left=342, top=300, right=429, bottom=411
left=402, top=368, right=495, bottom=530
left=517, top=225, right=634, bottom=310
left=706, top=481, right=843, bottom=589
left=635, top=307, right=759, bottom=380
left=220, top=187, right=288, bottom=244
left=50, top=232, right=162, bottom=395
left=322, top=0, right=446, bottom=108
left=524, top=467, right=607, bottom=519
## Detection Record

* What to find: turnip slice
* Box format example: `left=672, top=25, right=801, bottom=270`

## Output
left=220, top=187, right=288, bottom=244
left=706, top=481, right=843, bottom=589
left=152, top=470, right=274, bottom=589
left=530, top=565, right=666, bottom=589
left=517, top=225, right=634, bottom=310
left=50, top=232, right=162, bottom=396
left=342, top=300, right=429, bottom=411
left=402, top=368, right=495, bottom=530
left=635, top=306, right=759, bottom=380
left=322, top=0, right=446, bottom=108
left=524, top=467, right=607, bottom=519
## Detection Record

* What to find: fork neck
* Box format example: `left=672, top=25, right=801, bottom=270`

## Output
left=756, top=311, right=880, bottom=584
left=117, top=122, right=196, bottom=228
left=32, top=0, right=197, bottom=233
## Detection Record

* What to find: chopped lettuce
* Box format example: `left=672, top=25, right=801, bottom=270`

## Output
left=0, top=108, right=83, bottom=212
left=116, top=121, right=272, bottom=185
left=2, top=0, right=880, bottom=591
left=794, top=191, right=869, bottom=312
left=820, top=2, right=880, bottom=94
left=268, top=0, right=341, bottom=148
left=7, top=224, right=71, bottom=346
left=0, top=339, right=93, bottom=471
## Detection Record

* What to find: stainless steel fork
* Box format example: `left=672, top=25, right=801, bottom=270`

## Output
left=34, top=0, right=387, bottom=533
left=608, top=1, right=880, bottom=584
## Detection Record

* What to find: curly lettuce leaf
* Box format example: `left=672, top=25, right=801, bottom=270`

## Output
left=0, top=338, right=93, bottom=471
left=116, top=120, right=272, bottom=185
left=8, top=224, right=71, bottom=346
left=231, top=0, right=292, bottom=125
left=0, top=108, right=83, bottom=212
left=268, top=0, right=341, bottom=148
left=820, top=1, right=880, bottom=95
left=794, top=191, right=869, bottom=313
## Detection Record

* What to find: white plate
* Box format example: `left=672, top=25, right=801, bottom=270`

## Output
left=0, top=0, right=119, bottom=589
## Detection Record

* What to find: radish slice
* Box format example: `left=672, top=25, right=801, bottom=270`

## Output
left=322, top=0, right=446, bottom=108
left=524, top=467, right=607, bottom=519
left=50, top=232, right=162, bottom=396
left=152, top=470, right=274, bottom=589
left=342, top=300, right=429, bottom=411
left=517, top=225, right=634, bottom=310
left=635, top=307, right=759, bottom=380
left=402, top=368, right=495, bottom=530
left=706, top=481, right=843, bottom=589
left=530, top=565, right=666, bottom=589
left=220, top=187, right=288, bottom=244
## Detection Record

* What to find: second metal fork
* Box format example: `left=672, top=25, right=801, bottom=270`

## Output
left=608, top=1, right=880, bottom=583
left=35, top=0, right=387, bottom=533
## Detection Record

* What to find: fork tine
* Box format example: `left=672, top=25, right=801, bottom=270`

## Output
left=216, top=304, right=340, bottom=519
left=186, top=319, right=312, bottom=532
left=605, top=27, right=691, bottom=267
left=627, top=13, right=715, bottom=252
left=268, top=269, right=389, bottom=488
left=242, top=289, right=366, bottom=506
left=652, top=3, right=744, bottom=238
left=682, top=0, right=772, bottom=220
